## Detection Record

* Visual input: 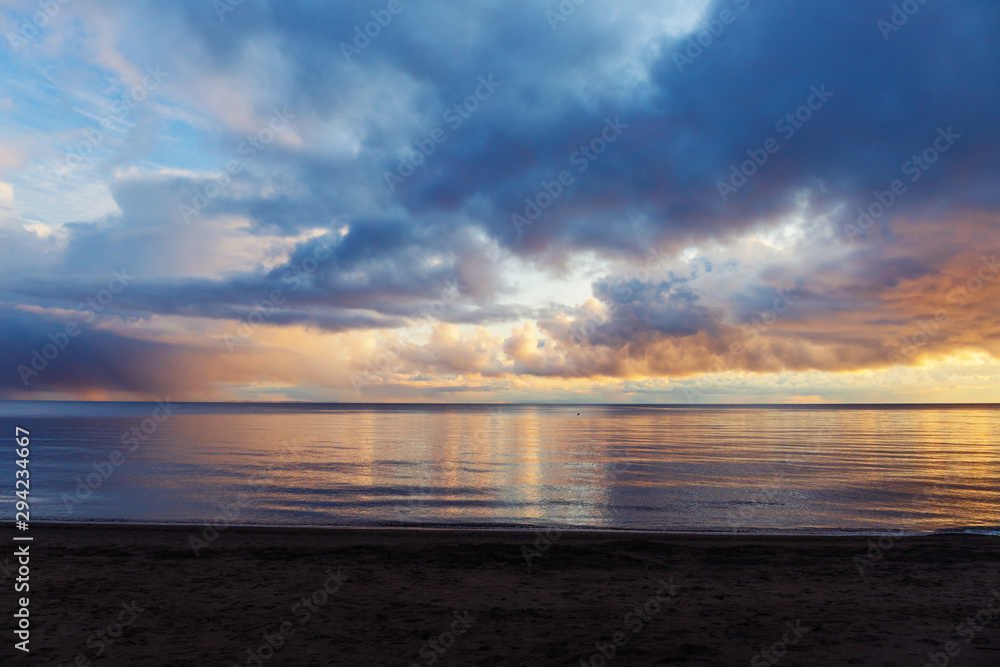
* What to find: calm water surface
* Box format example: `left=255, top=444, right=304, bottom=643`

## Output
left=1, top=402, right=998, bottom=535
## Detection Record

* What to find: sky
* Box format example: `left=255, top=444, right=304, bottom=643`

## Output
left=1, top=0, right=999, bottom=403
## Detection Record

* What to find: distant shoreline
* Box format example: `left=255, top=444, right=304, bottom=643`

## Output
left=5, top=400, right=1000, bottom=407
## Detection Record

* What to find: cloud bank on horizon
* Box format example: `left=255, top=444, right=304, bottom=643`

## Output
left=1, top=0, right=999, bottom=403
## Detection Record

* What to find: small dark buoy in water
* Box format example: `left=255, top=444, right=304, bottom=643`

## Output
left=577, top=413, right=580, bottom=415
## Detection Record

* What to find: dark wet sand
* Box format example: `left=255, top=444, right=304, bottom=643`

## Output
left=3, top=523, right=999, bottom=666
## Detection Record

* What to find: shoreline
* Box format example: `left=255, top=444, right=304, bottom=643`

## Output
left=24, top=519, right=1000, bottom=538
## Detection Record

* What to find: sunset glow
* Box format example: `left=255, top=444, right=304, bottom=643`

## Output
left=2, top=0, right=998, bottom=402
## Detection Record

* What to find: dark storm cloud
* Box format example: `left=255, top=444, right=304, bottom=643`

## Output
left=4, top=219, right=527, bottom=331
left=254, top=0, right=999, bottom=258
left=0, top=305, right=207, bottom=396
left=177, top=0, right=998, bottom=279
left=39, top=0, right=1000, bottom=266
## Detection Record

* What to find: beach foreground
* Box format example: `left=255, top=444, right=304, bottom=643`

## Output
left=4, top=524, right=999, bottom=666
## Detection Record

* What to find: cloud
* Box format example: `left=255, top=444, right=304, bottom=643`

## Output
left=2, top=0, right=999, bottom=400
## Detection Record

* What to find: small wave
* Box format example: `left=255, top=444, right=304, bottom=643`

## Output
left=930, top=526, right=1000, bottom=536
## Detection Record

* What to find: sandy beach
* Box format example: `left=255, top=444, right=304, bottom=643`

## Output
left=4, top=523, right=999, bottom=666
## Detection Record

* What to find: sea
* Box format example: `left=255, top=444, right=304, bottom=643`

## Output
left=1, top=402, right=997, bottom=535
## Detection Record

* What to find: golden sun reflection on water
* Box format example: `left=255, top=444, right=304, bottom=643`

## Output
left=10, top=404, right=1000, bottom=533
